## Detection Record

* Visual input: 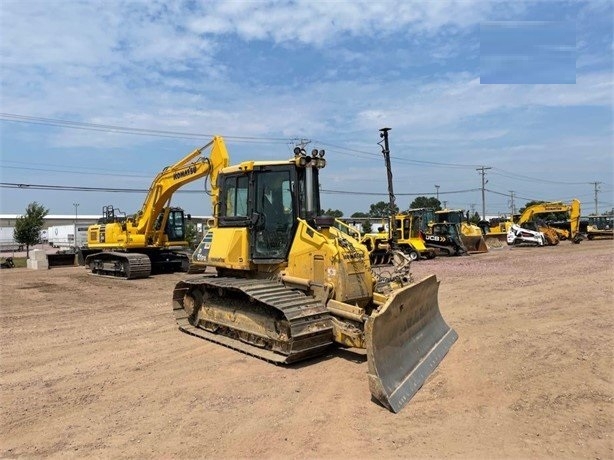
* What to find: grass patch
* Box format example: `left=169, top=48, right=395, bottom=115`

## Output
left=0, top=257, right=26, bottom=268
left=12, top=257, right=27, bottom=268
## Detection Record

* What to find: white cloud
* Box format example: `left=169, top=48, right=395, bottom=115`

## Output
left=188, top=0, right=498, bottom=46
left=1, top=0, right=612, bottom=215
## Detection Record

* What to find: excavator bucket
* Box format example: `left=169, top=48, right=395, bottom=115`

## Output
left=365, top=275, right=457, bottom=413
left=460, top=234, right=489, bottom=253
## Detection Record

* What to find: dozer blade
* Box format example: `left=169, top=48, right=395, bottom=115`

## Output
left=365, top=275, right=457, bottom=413
left=461, top=235, right=489, bottom=253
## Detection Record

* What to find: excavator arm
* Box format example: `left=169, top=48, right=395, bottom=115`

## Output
left=568, top=198, right=582, bottom=241
left=134, top=136, right=229, bottom=242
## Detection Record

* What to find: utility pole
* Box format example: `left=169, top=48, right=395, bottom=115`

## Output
left=435, top=184, right=440, bottom=200
left=476, top=166, right=492, bottom=220
left=591, top=181, right=601, bottom=215
left=379, top=127, right=397, bottom=248
left=73, top=202, right=79, bottom=251
left=509, top=191, right=516, bottom=216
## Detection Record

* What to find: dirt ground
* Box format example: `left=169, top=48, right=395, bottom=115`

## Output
left=1, top=239, right=612, bottom=458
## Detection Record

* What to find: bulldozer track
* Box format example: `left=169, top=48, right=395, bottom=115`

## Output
left=172, top=276, right=334, bottom=364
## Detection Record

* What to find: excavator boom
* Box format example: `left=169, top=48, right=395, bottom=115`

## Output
left=136, top=136, right=229, bottom=237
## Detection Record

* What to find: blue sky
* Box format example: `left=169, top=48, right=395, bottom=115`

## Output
left=1, top=0, right=612, bottom=219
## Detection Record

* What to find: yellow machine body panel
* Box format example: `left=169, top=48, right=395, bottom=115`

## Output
left=202, top=227, right=251, bottom=271
left=395, top=214, right=435, bottom=258
left=87, top=221, right=186, bottom=250
left=286, top=219, right=373, bottom=306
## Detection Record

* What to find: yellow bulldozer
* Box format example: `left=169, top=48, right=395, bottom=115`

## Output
left=585, top=215, right=614, bottom=240
left=177, top=133, right=457, bottom=412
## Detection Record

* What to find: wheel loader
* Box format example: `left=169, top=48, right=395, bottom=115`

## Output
left=478, top=217, right=512, bottom=248
left=174, top=134, right=457, bottom=412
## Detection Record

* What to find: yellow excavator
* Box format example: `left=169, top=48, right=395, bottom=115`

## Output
left=174, top=131, right=457, bottom=412
left=84, top=137, right=229, bottom=278
left=516, top=199, right=583, bottom=245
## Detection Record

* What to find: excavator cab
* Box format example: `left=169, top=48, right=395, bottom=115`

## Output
left=164, top=208, right=187, bottom=242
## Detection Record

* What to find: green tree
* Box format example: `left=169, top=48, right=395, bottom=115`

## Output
left=469, top=211, right=482, bottom=224
left=517, top=201, right=570, bottom=221
left=362, top=219, right=373, bottom=233
left=368, top=201, right=398, bottom=218
left=184, top=221, right=199, bottom=249
left=322, top=208, right=343, bottom=218
left=517, top=200, right=545, bottom=214
left=350, top=211, right=368, bottom=218
left=409, top=196, right=441, bottom=211
left=14, top=202, right=49, bottom=258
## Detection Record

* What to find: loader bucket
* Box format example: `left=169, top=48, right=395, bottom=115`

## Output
left=365, top=275, right=457, bottom=413
left=461, top=235, right=489, bottom=253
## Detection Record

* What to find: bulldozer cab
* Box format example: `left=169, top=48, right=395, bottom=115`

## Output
left=253, top=169, right=295, bottom=260
left=217, top=161, right=322, bottom=263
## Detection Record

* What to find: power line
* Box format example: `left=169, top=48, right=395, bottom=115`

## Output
left=6, top=181, right=610, bottom=214
left=491, top=167, right=592, bottom=186
left=0, top=182, right=207, bottom=194
left=0, top=181, right=480, bottom=197
left=0, top=113, right=290, bottom=143
left=322, top=187, right=480, bottom=196
left=1, top=164, right=151, bottom=178
left=318, top=142, right=481, bottom=168
left=1, top=112, right=484, bottom=169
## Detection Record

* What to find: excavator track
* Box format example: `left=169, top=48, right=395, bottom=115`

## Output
left=85, top=251, right=151, bottom=279
left=172, top=276, right=334, bottom=364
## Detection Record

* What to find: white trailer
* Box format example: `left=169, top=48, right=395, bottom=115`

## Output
left=48, top=225, right=88, bottom=249
left=0, top=227, right=24, bottom=252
